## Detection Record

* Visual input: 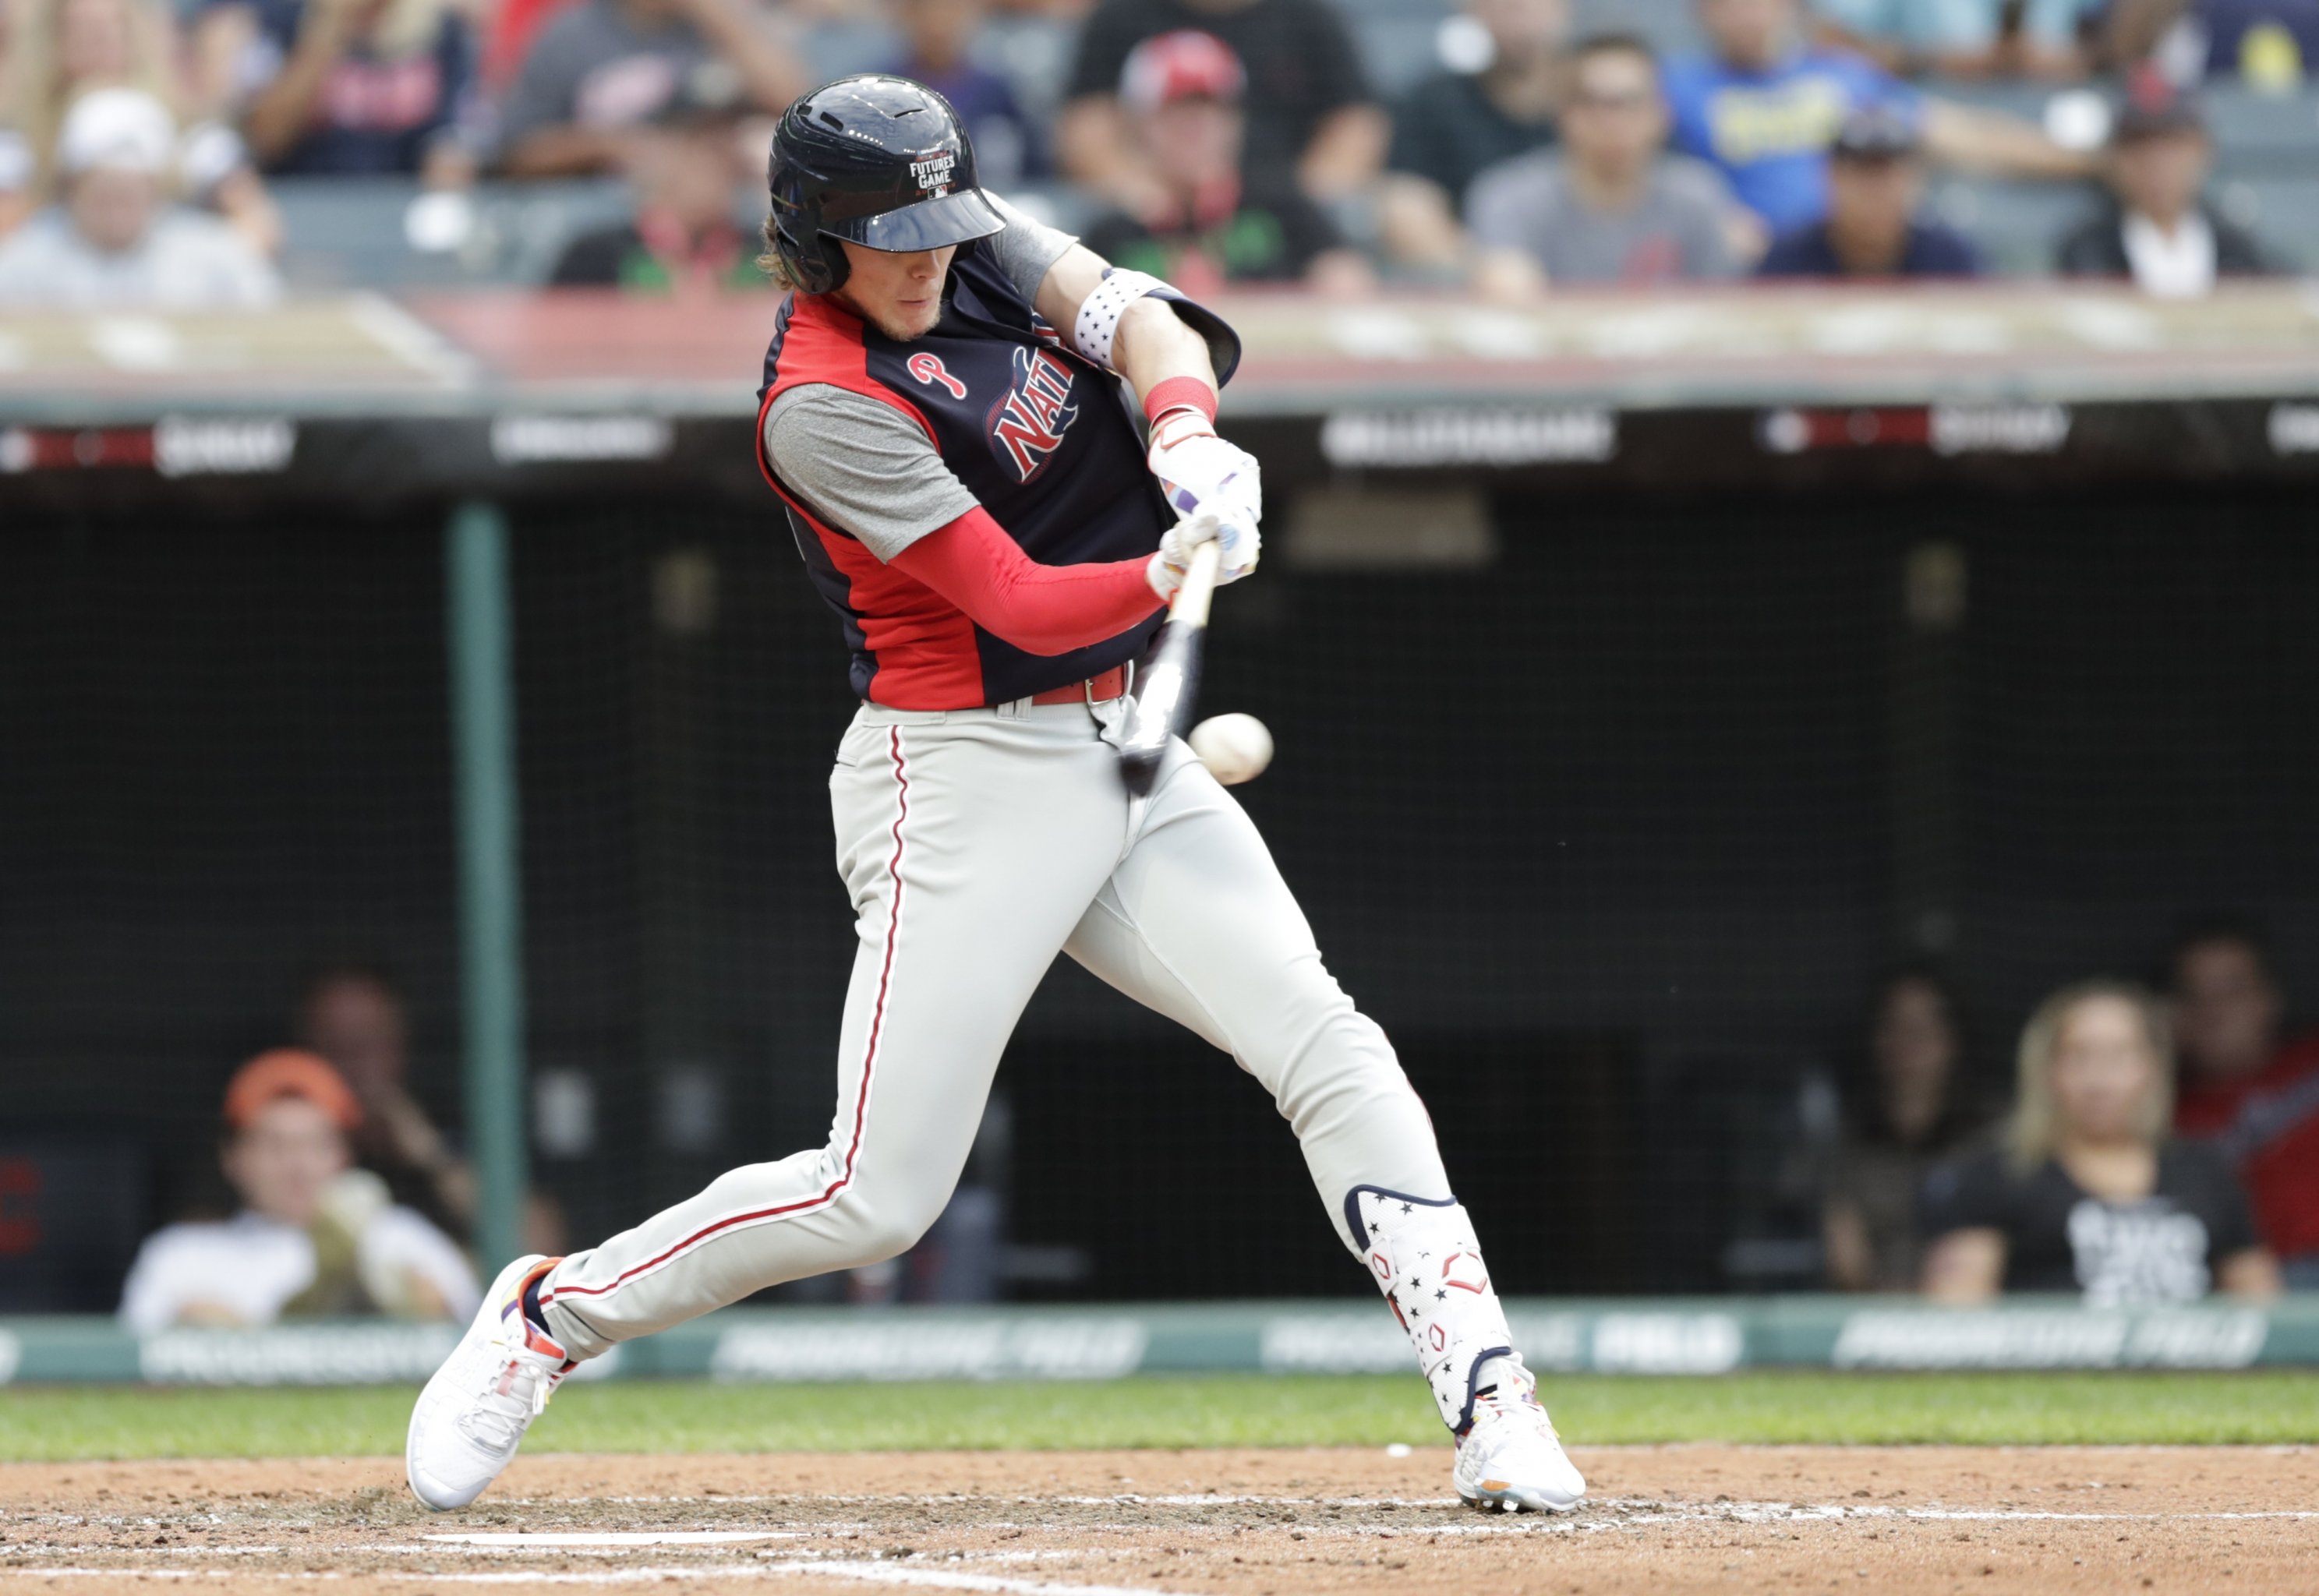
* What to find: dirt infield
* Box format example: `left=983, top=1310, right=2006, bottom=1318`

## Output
left=3, top=1446, right=2313, bottom=1596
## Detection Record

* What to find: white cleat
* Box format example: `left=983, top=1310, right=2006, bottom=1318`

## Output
left=406, top=1254, right=567, bottom=1511
left=1452, top=1375, right=1585, bottom=1514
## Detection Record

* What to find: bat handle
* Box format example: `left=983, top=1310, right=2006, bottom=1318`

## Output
left=1172, top=538, right=1223, bottom=630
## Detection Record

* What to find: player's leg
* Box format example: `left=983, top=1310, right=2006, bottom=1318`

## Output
left=408, top=705, right=1128, bottom=1508
left=1062, top=742, right=1584, bottom=1512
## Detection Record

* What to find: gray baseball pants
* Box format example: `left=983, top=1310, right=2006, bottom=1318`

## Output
left=537, top=695, right=1451, bottom=1358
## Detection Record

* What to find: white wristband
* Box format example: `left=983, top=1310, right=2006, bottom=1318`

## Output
left=1072, top=269, right=1168, bottom=374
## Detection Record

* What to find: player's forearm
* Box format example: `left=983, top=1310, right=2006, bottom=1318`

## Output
left=889, top=507, right=1161, bottom=655
left=1113, top=297, right=1218, bottom=419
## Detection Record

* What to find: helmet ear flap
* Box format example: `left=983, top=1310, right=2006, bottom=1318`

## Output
left=776, top=222, right=847, bottom=295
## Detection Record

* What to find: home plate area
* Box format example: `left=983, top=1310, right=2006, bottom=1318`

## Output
left=4, top=1448, right=2314, bottom=1596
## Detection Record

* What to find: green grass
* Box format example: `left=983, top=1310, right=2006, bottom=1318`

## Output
left=4, top=1372, right=2315, bottom=1461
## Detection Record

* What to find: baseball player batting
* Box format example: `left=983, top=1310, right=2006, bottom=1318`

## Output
left=405, top=74, right=1583, bottom=1518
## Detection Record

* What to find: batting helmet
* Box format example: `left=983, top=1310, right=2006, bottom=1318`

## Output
left=765, top=75, right=1006, bottom=296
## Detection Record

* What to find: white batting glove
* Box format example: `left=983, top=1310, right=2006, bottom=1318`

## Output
left=1147, top=411, right=1262, bottom=536
left=1147, top=510, right=1260, bottom=600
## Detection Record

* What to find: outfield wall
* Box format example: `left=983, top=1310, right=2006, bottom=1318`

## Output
left=4, top=1298, right=2313, bottom=1386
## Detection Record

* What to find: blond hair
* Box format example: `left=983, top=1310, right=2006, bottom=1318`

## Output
left=2006, top=979, right=2173, bottom=1173
left=757, top=215, right=798, bottom=287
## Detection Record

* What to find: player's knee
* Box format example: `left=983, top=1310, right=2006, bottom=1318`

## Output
left=833, top=1191, right=942, bottom=1266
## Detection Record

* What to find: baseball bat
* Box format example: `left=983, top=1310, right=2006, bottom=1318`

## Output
left=1118, top=538, right=1223, bottom=796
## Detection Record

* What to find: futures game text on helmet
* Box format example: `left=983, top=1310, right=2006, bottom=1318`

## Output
left=766, top=75, right=1006, bottom=296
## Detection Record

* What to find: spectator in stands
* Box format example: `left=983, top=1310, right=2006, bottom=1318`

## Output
left=1811, top=0, right=2102, bottom=79
left=2167, top=921, right=2319, bottom=1288
left=888, top=0, right=1040, bottom=189
left=189, top=0, right=482, bottom=181
left=1664, top=0, right=2091, bottom=236
left=1057, top=0, right=1384, bottom=212
left=117, top=1049, right=480, bottom=1333
left=493, top=0, right=806, bottom=178
left=296, top=962, right=570, bottom=1255
left=2056, top=77, right=2268, bottom=295
left=0, top=87, right=281, bottom=305
left=1757, top=101, right=1982, bottom=276
left=295, top=964, right=475, bottom=1238
left=549, top=67, right=763, bottom=290
left=1465, top=34, right=1744, bottom=294
left=2110, top=0, right=2317, bottom=87
left=1920, top=980, right=2281, bottom=1305
left=1822, top=969, right=1986, bottom=1293
left=9, top=0, right=279, bottom=253
left=1079, top=30, right=1370, bottom=292
left=1377, top=0, right=1568, bottom=273
left=10, top=0, right=179, bottom=168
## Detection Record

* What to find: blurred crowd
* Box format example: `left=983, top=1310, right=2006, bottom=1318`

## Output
left=1819, top=919, right=2319, bottom=1305
left=0, top=0, right=2310, bottom=305
left=107, top=914, right=2319, bottom=1332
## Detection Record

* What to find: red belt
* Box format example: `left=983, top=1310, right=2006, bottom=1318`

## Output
left=1028, top=663, right=1131, bottom=705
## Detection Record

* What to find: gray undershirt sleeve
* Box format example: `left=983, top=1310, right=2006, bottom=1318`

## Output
left=979, top=193, right=1078, bottom=307
left=762, top=385, right=980, bottom=563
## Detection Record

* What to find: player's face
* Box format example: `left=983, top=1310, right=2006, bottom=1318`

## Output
left=222, top=1096, right=351, bottom=1228
left=835, top=241, right=957, bottom=341
left=2049, top=995, right=2161, bottom=1146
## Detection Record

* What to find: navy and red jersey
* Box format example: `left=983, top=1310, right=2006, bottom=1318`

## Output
left=757, top=246, right=1213, bottom=708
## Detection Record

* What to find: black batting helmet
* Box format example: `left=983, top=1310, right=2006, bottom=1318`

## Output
left=766, top=75, right=1006, bottom=296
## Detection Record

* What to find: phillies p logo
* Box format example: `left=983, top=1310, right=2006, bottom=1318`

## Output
left=907, top=353, right=967, bottom=399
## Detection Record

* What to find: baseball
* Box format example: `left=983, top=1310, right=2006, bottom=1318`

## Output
left=1190, top=713, right=1274, bottom=786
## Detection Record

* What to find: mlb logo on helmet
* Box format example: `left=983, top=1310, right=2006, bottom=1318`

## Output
left=910, top=152, right=956, bottom=196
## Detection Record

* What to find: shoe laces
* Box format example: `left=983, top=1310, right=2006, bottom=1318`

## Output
left=1465, top=1371, right=1551, bottom=1449
left=459, top=1334, right=559, bottom=1451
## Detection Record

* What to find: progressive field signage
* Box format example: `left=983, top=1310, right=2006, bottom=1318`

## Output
left=2, top=1298, right=2314, bottom=1384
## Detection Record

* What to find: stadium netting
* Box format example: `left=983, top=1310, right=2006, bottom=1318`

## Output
left=4, top=482, right=2317, bottom=1308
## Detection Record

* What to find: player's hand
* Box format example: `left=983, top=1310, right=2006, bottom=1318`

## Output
left=1147, top=510, right=1260, bottom=600
left=1146, top=412, right=1261, bottom=534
